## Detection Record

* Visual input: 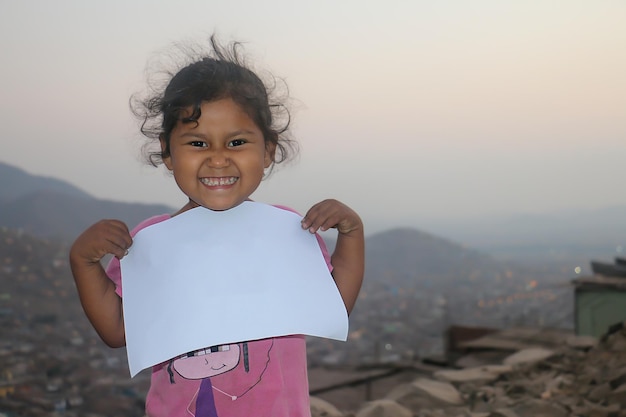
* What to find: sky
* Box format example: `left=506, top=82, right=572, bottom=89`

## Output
left=1, top=1, right=625, bottom=235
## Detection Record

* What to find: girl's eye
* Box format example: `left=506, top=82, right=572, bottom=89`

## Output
left=228, top=138, right=246, bottom=147
left=190, top=141, right=207, bottom=147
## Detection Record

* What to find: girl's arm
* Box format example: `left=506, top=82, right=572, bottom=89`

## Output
left=69, top=219, right=132, bottom=348
left=301, top=199, right=364, bottom=315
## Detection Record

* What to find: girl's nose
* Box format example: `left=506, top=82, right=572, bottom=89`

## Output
left=206, top=150, right=229, bottom=167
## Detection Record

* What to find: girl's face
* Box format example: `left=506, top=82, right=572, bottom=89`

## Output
left=162, top=98, right=275, bottom=212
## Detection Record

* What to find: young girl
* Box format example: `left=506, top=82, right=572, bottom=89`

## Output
left=69, top=36, right=364, bottom=417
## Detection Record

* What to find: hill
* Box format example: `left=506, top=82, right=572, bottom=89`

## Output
left=364, top=227, right=509, bottom=284
left=426, top=206, right=626, bottom=266
left=0, top=161, right=91, bottom=203
left=0, top=160, right=514, bottom=280
left=0, top=161, right=174, bottom=241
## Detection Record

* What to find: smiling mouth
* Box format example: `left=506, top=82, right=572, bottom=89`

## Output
left=208, top=363, right=227, bottom=370
left=200, top=177, right=238, bottom=186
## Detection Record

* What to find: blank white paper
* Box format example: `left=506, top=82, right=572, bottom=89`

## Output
left=120, top=201, right=348, bottom=377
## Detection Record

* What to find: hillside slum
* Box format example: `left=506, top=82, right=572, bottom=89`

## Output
left=0, top=227, right=150, bottom=416
left=2, top=224, right=624, bottom=417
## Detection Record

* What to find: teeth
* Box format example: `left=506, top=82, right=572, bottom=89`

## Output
left=201, top=177, right=237, bottom=186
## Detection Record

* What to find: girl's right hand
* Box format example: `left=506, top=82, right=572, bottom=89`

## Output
left=70, top=219, right=132, bottom=265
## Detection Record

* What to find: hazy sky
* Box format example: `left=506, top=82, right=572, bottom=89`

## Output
left=1, top=1, right=625, bottom=234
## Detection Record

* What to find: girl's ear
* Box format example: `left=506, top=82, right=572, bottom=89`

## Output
left=264, top=142, right=277, bottom=168
left=160, top=135, right=173, bottom=170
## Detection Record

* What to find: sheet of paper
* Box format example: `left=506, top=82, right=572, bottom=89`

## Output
left=120, top=201, right=348, bottom=377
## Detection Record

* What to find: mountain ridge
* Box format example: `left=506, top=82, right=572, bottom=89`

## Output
left=0, top=161, right=92, bottom=203
left=2, top=159, right=623, bottom=267
left=0, top=161, right=175, bottom=241
left=0, top=160, right=517, bottom=285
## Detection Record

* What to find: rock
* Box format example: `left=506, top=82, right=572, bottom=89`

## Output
left=434, top=365, right=512, bottom=385
left=565, top=334, right=598, bottom=350
left=412, top=377, right=465, bottom=405
left=609, top=366, right=626, bottom=389
left=502, top=348, right=555, bottom=366
left=468, top=385, right=512, bottom=411
left=415, top=408, right=474, bottom=417
left=606, top=332, right=626, bottom=351
left=571, top=402, right=620, bottom=417
left=608, top=383, right=626, bottom=408
left=587, top=382, right=612, bottom=402
left=310, top=396, right=345, bottom=417
left=455, top=352, right=512, bottom=369
left=386, top=382, right=454, bottom=411
left=510, top=398, right=568, bottom=417
left=488, top=409, right=519, bottom=417
left=355, top=399, right=412, bottom=417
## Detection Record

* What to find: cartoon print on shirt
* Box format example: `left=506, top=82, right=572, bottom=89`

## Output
left=166, top=340, right=274, bottom=417
left=174, top=343, right=241, bottom=380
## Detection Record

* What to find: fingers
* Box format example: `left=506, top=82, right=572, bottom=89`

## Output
left=301, top=199, right=335, bottom=233
left=301, top=199, right=361, bottom=235
left=71, top=219, right=133, bottom=263
left=101, top=220, right=133, bottom=259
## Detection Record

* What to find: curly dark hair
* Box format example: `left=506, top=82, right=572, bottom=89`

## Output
left=130, top=35, right=297, bottom=170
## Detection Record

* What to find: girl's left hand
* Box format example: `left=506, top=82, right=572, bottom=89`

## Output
left=301, top=199, right=363, bottom=235
left=303, top=199, right=365, bottom=315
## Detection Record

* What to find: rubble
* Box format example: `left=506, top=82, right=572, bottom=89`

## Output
left=312, top=323, right=626, bottom=417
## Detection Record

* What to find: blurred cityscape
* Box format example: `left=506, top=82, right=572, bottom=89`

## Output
left=0, top=225, right=578, bottom=416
